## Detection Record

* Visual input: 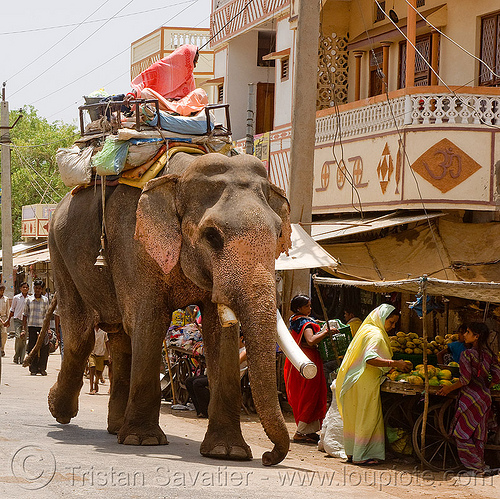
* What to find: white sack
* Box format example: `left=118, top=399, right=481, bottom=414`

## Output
left=318, top=379, right=346, bottom=458
left=56, top=145, right=93, bottom=187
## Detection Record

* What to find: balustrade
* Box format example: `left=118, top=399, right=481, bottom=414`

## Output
left=315, top=91, right=500, bottom=145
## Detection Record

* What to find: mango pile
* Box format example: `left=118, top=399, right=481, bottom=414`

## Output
left=387, top=362, right=459, bottom=386
left=390, top=331, right=458, bottom=355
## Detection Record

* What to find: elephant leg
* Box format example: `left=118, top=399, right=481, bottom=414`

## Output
left=200, top=302, right=251, bottom=461
left=106, top=328, right=131, bottom=434
left=116, top=316, right=168, bottom=446
left=48, top=294, right=94, bottom=424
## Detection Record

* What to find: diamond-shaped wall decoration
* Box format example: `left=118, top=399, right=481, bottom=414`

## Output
left=377, top=143, right=393, bottom=194
left=410, top=138, right=481, bottom=194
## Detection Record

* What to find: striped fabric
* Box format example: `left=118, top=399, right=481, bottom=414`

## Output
left=451, top=347, right=500, bottom=470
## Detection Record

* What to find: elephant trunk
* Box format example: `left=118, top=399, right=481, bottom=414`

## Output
left=230, top=274, right=290, bottom=466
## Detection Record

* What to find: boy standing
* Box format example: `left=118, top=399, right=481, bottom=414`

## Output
left=22, top=280, right=50, bottom=375
left=89, top=326, right=109, bottom=394
left=0, top=285, right=9, bottom=357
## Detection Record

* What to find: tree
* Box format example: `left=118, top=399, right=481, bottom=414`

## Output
left=0, top=106, right=79, bottom=241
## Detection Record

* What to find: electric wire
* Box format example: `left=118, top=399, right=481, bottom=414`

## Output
left=0, top=1, right=197, bottom=36
left=6, top=0, right=113, bottom=83
left=374, top=0, right=500, bottom=131
left=11, top=0, right=135, bottom=99
left=355, top=0, right=450, bottom=279
left=199, top=0, right=256, bottom=50
left=319, top=9, right=364, bottom=217
left=14, top=146, right=62, bottom=200
left=28, top=0, right=203, bottom=107
left=402, top=0, right=500, bottom=81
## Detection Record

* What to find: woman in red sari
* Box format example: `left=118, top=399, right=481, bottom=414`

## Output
left=284, top=294, right=329, bottom=444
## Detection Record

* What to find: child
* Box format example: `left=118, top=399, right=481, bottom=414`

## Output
left=437, top=324, right=467, bottom=365
left=89, top=325, right=109, bottom=395
left=437, top=322, right=500, bottom=475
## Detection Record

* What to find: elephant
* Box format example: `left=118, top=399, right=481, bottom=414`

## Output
left=48, top=151, right=293, bottom=466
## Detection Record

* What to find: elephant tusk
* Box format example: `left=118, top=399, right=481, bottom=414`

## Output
left=276, top=310, right=317, bottom=379
left=217, top=304, right=239, bottom=328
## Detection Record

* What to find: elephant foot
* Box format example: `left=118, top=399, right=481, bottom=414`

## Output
left=117, top=424, right=168, bottom=446
left=200, top=432, right=252, bottom=461
left=48, top=382, right=79, bottom=424
left=107, top=418, right=124, bottom=435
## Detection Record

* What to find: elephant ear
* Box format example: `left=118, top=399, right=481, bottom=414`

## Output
left=268, top=183, right=292, bottom=258
left=135, top=175, right=181, bottom=275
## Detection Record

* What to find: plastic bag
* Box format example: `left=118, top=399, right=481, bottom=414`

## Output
left=91, top=136, right=129, bottom=175
left=56, top=145, right=93, bottom=187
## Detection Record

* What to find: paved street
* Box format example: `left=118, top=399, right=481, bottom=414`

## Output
left=1, top=338, right=499, bottom=499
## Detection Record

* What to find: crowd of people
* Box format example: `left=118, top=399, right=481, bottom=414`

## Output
left=283, top=294, right=500, bottom=477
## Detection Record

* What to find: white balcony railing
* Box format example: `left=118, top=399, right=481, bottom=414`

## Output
left=315, top=91, right=500, bottom=144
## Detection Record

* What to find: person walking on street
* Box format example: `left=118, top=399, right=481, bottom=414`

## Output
left=0, top=285, right=9, bottom=357
left=6, top=282, right=30, bottom=364
left=22, top=280, right=50, bottom=375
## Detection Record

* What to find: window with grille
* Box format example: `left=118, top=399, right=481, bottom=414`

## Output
left=375, top=1, right=386, bottom=23
left=281, top=56, right=289, bottom=81
left=479, top=12, right=500, bottom=86
left=417, top=0, right=425, bottom=7
left=399, top=33, right=433, bottom=88
left=369, top=47, right=384, bottom=96
left=217, top=84, right=224, bottom=103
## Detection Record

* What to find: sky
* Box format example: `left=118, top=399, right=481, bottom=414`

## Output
left=2, top=0, right=211, bottom=126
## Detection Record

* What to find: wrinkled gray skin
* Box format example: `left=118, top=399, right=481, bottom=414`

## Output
left=48, top=152, right=292, bottom=465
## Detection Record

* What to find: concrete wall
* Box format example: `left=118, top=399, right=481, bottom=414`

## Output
left=273, top=17, right=294, bottom=128
left=226, top=30, right=276, bottom=141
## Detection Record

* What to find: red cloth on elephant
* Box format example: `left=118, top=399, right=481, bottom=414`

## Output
left=284, top=315, right=327, bottom=426
left=131, top=44, right=197, bottom=100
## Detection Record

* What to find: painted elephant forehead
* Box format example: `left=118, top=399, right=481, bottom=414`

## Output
left=183, top=153, right=268, bottom=179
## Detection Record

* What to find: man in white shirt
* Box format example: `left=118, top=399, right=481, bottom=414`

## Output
left=5, top=282, right=29, bottom=364
left=0, top=285, right=9, bottom=357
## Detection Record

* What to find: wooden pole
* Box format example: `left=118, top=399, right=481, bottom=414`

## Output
left=430, top=30, right=440, bottom=86
left=405, top=0, right=417, bottom=88
left=163, top=339, right=177, bottom=405
left=354, top=51, right=364, bottom=101
left=420, top=277, right=429, bottom=468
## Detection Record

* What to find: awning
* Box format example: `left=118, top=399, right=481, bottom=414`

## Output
left=0, top=241, right=46, bottom=259
left=321, top=218, right=500, bottom=283
left=13, top=248, right=50, bottom=267
left=311, top=211, right=444, bottom=242
left=276, top=224, right=338, bottom=271
left=313, top=275, right=500, bottom=304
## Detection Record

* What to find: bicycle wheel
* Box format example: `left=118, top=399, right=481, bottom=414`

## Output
left=172, top=357, right=191, bottom=406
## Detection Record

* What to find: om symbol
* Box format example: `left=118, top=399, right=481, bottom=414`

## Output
left=423, top=147, right=462, bottom=180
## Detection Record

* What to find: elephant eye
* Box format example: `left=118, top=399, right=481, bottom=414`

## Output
left=202, top=226, right=224, bottom=251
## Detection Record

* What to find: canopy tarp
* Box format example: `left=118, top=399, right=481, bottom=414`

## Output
left=13, top=248, right=50, bottom=267
left=321, top=219, right=500, bottom=283
left=276, top=224, right=338, bottom=271
left=313, top=275, right=500, bottom=304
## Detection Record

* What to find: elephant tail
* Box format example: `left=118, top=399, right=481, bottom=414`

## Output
left=22, top=293, right=58, bottom=368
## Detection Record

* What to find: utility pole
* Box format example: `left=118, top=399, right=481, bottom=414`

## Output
left=0, top=83, right=21, bottom=300
left=282, top=0, right=321, bottom=318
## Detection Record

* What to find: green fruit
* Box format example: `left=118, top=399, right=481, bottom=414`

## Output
left=429, top=377, right=440, bottom=387
left=438, top=369, right=452, bottom=380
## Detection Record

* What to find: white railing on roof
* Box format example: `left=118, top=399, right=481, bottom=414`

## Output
left=169, top=31, right=210, bottom=49
left=315, top=92, right=500, bottom=144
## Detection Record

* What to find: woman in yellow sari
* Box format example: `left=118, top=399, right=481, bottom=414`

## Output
left=336, top=304, right=410, bottom=465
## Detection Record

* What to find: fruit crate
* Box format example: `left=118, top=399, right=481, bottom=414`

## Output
left=317, top=320, right=352, bottom=362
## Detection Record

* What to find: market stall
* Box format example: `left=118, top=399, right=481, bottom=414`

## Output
left=313, top=274, right=500, bottom=470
